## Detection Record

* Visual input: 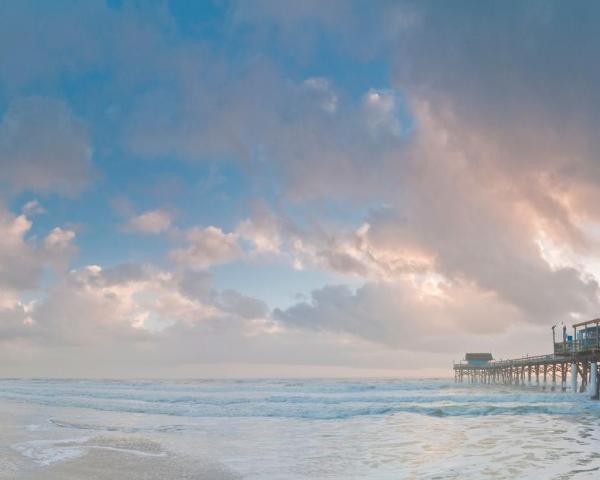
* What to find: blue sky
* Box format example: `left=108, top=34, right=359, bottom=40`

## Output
left=3, top=0, right=392, bottom=308
left=2, top=1, right=600, bottom=377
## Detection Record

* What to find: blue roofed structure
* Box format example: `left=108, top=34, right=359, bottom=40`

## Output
left=465, top=353, right=493, bottom=366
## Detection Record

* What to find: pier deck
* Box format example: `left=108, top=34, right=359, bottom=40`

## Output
left=453, top=318, right=600, bottom=398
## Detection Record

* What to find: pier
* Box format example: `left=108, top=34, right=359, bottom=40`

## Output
left=454, top=318, right=600, bottom=399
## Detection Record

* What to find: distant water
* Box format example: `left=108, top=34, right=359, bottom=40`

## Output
left=1, top=378, right=600, bottom=478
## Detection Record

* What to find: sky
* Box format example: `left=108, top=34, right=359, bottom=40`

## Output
left=2, top=0, right=600, bottom=378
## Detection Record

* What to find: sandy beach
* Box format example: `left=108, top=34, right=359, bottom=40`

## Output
left=0, top=399, right=239, bottom=480
left=22, top=446, right=239, bottom=480
left=2, top=378, right=600, bottom=479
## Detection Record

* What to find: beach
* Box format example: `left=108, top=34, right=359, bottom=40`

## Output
left=1, top=379, right=600, bottom=479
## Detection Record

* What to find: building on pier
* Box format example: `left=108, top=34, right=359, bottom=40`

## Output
left=464, top=353, right=493, bottom=366
left=454, top=318, right=600, bottom=399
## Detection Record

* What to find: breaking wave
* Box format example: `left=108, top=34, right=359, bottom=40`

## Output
left=0, top=378, right=598, bottom=421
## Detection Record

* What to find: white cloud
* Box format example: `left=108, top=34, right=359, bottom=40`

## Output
left=44, top=227, right=76, bottom=250
left=21, top=200, right=45, bottom=215
left=43, top=227, right=78, bottom=269
left=170, top=226, right=242, bottom=269
left=55, top=264, right=220, bottom=335
left=0, top=202, right=79, bottom=292
left=235, top=203, right=283, bottom=254
left=0, top=204, right=80, bottom=351
left=0, top=209, right=41, bottom=292
left=0, top=257, right=501, bottom=377
left=125, top=209, right=172, bottom=234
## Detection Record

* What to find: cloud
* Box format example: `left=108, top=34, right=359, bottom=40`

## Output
left=0, top=260, right=278, bottom=371
left=0, top=97, right=93, bottom=196
left=219, top=1, right=600, bottom=329
left=0, top=256, right=480, bottom=377
left=21, top=200, right=45, bottom=215
left=302, top=77, right=338, bottom=113
left=17, top=263, right=225, bottom=347
left=218, top=289, right=269, bottom=320
left=170, top=226, right=242, bottom=269
left=42, top=227, right=78, bottom=269
left=0, top=203, right=79, bottom=350
left=3, top=1, right=600, bottom=375
left=0, top=202, right=566, bottom=376
left=0, top=208, right=79, bottom=292
left=229, top=0, right=414, bottom=61
left=123, top=63, right=405, bottom=201
left=389, top=1, right=600, bottom=234
left=124, top=209, right=172, bottom=234
left=235, top=202, right=284, bottom=254
left=123, top=1, right=600, bottom=354
left=274, top=277, right=524, bottom=348
left=363, top=89, right=403, bottom=137
left=43, top=227, right=76, bottom=250
left=0, top=208, right=44, bottom=293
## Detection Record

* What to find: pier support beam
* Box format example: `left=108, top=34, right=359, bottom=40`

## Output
left=580, top=362, right=588, bottom=393
left=571, top=362, right=578, bottom=393
left=590, top=362, right=597, bottom=399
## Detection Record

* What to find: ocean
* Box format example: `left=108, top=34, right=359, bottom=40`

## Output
left=1, top=378, right=599, bottom=479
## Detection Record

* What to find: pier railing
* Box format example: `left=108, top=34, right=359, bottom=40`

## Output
left=454, top=342, right=600, bottom=369
left=554, top=339, right=600, bottom=355
left=453, top=353, right=558, bottom=369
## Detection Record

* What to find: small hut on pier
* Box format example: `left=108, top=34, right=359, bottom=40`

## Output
left=464, top=353, right=493, bottom=366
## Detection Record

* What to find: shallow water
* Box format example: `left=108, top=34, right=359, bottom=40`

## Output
left=1, top=378, right=599, bottom=478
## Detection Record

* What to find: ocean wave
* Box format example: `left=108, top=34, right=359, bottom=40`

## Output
left=1, top=379, right=599, bottom=421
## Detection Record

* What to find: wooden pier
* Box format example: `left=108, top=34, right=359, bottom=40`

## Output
left=454, top=318, right=600, bottom=399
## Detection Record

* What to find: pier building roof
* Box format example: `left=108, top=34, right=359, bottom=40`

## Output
left=465, top=353, right=493, bottom=364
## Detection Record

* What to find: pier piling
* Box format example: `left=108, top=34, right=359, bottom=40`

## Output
left=454, top=318, right=600, bottom=400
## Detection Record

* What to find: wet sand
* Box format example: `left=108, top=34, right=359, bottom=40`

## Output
left=25, top=439, right=240, bottom=480
left=6, top=435, right=240, bottom=480
left=0, top=402, right=240, bottom=479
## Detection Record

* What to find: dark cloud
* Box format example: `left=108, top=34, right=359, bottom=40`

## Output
left=218, top=290, right=269, bottom=320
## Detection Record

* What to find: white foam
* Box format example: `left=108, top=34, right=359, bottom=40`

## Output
left=12, top=437, right=90, bottom=466
left=12, top=436, right=167, bottom=467
left=88, top=445, right=167, bottom=457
